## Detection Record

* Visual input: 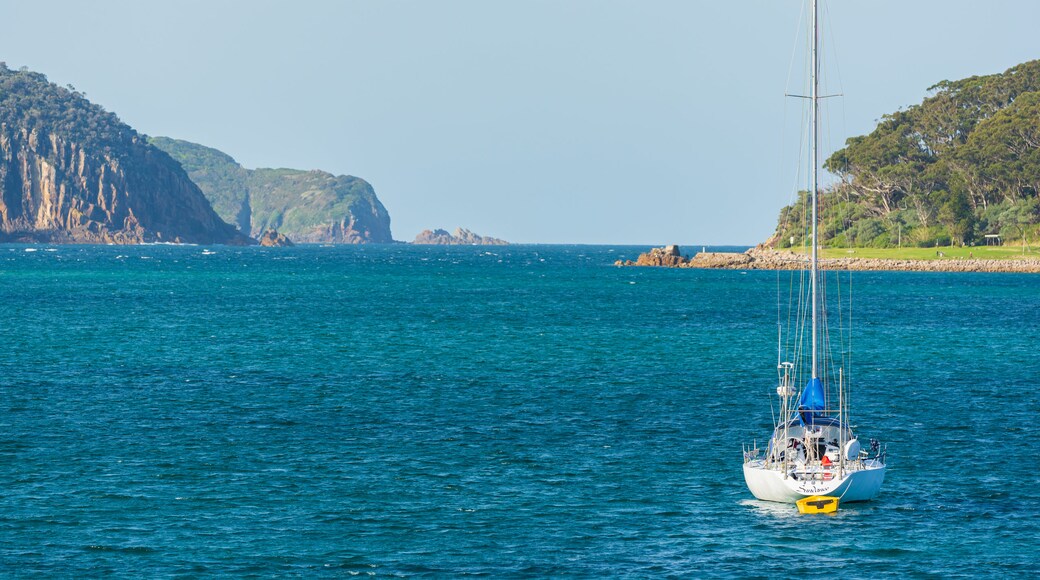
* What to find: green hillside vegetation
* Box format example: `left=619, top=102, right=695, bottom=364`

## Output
left=150, top=137, right=393, bottom=243
left=774, top=60, right=1040, bottom=249
left=0, top=64, right=136, bottom=153
left=148, top=137, right=251, bottom=231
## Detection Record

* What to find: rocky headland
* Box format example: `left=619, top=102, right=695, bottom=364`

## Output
left=413, top=228, right=508, bottom=245
left=618, top=246, right=1040, bottom=273
left=150, top=138, right=393, bottom=244
left=0, top=64, right=251, bottom=244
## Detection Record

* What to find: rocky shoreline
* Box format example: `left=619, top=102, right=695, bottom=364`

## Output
left=617, top=246, right=1040, bottom=274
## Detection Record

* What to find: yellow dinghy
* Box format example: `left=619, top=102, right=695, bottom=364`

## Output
left=796, top=495, right=839, bottom=514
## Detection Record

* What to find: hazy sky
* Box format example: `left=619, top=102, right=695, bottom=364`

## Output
left=1, top=1, right=1038, bottom=244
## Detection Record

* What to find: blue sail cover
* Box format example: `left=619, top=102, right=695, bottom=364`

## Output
left=798, top=377, right=826, bottom=425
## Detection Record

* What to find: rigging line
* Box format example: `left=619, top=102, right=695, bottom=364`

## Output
left=847, top=268, right=854, bottom=420
left=777, top=45, right=813, bottom=251
left=768, top=357, right=778, bottom=429
left=824, top=0, right=853, bottom=186
left=793, top=35, right=814, bottom=391
left=798, top=259, right=810, bottom=387
left=818, top=1, right=856, bottom=398
left=782, top=43, right=813, bottom=242
left=788, top=100, right=812, bottom=385
left=784, top=0, right=809, bottom=99
left=772, top=274, right=782, bottom=423
left=769, top=398, right=777, bottom=436
left=777, top=268, right=783, bottom=369
left=796, top=196, right=810, bottom=361
left=784, top=242, right=801, bottom=378
left=788, top=277, right=797, bottom=381
left=779, top=0, right=806, bottom=224
left=825, top=276, right=841, bottom=407
left=776, top=87, right=800, bottom=243
left=791, top=263, right=804, bottom=386
left=833, top=270, right=847, bottom=408
left=826, top=0, right=854, bottom=413
left=821, top=271, right=831, bottom=408
left=821, top=0, right=846, bottom=98
left=787, top=257, right=799, bottom=364
left=834, top=257, right=846, bottom=376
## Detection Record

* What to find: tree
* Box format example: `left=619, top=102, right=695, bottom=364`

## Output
left=936, top=189, right=974, bottom=245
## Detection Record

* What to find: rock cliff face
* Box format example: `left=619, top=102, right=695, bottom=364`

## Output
left=412, top=228, right=508, bottom=245
left=150, top=137, right=393, bottom=244
left=0, top=65, right=250, bottom=244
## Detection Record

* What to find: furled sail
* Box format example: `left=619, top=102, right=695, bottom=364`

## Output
left=798, top=378, right=826, bottom=425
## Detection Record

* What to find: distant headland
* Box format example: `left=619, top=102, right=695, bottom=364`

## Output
left=150, top=138, right=393, bottom=244
left=0, top=63, right=393, bottom=245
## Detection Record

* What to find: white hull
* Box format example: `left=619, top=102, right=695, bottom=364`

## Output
left=743, top=460, right=885, bottom=503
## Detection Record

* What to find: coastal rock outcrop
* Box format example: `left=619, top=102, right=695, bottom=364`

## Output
left=616, top=245, right=695, bottom=267
left=413, top=228, right=508, bottom=245
left=258, top=229, right=294, bottom=247
left=0, top=64, right=251, bottom=244
left=150, top=137, right=393, bottom=244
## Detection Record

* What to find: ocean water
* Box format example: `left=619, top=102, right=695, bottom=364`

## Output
left=0, top=244, right=1036, bottom=577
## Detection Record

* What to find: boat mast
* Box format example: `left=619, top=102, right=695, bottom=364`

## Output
left=810, top=0, right=820, bottom=380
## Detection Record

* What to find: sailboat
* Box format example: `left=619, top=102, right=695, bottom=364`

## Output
left=742, top=0, right=886, bottom=504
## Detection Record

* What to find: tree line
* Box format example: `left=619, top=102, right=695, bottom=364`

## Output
left=775, top=60, right=1040, bottom=248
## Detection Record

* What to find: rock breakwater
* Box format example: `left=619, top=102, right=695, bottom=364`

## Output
left=619, top=246, right=1040, bottom=273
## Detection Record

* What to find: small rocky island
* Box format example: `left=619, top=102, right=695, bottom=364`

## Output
left=413, top=228, right=508, bottom=245
left=258, top=229, right=294, bottom=247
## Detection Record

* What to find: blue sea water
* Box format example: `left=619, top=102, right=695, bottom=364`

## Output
left=0, top=244, right=1037, bottom=577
